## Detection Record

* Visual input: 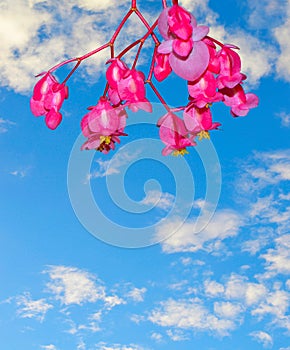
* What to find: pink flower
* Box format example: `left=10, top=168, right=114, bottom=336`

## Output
left=157, top=4, right=210, bottom=81
left=154, top=52, right=172, bottom=82
left=204, top=38, right=220, bottom=74
left=106, top=59, right=152, bottom=113
left=183, top=106, right=221, bottom=138
left=118, top=69, right=152, bottom=112
left=158, top=112, right=196, bottom=156
left=188, top=70, right=223, bottom=108
left=220, top=85, right=259, bottom=117
left=30, top=72, right=68, bottom=129
left=217, top=45, right=246, bottom=89
left=81, top=97, right=127, bottom=153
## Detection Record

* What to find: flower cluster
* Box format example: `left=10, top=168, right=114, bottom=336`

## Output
left=154, top=4, right=259, bottom=155
left=30, top=73, right=68, bottom=130
left=30, top=0, right=259, bottom=156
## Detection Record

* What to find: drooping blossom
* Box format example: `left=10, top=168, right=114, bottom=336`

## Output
left=217, top=45, right=246, bottom=89
left=106, top=59, right=152, bottom=112
left=30, top=72, right=68, bottom=130
left=221, top=85, right=259, bottom=117
left=81, top=97, right=127, bottom=153
left=183, top=106, right=221, bottom=139
left=188, top=70, right=223, bottom=108
left=153, top=52, right=172, bottom=82
left=158, top=112, right=196, bottom=156
left=157, top=4, right=210, bottom=81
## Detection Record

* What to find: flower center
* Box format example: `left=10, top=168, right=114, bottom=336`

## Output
left=172, top=148, right=189, bottom=156
left=197, top=130, right=210, bottom=140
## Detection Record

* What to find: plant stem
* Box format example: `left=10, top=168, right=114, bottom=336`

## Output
left=62, top=59, right=81, bottom=84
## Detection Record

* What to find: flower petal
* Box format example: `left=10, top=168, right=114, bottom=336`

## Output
left=158, top=40, right=173, bottom=54
left=158, top=8, right=170, bottom=40
left=192, top=25, right=209, bottom=41
left=169, top=41, right=209, bottom=81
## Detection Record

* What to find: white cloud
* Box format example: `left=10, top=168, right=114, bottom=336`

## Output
left=250, top=331, right=273, bottom=348
left=150, top=332, right=163, bottom=342
left=156, top=209, right=242, bottom=253
left=44, top=265, right=106, bottom=305
left=204, top=280, right=225, bottom=298
left=104, top=295, right=125, bottom=309
left=16, top=292, right=53, bottom=322
left=140, top=190, right=175, bottom=211
left=9, top=169, right=28, bottom=178
left=224, top=274, right=267, bottom=306
left=261, top=235, right=290, bottom=277
left=87, top=150, right=140, bottom=181
left=166, top=329, right=189, bottom=341
left=251, top=289, right=289, bottom=320
left=148, top=298, right=239, bottom=336
left=126, top=287, right=147, bottom=302
left=0, top=118, right=15, bottom=133
left=213, top=301, right=243, bottom=319
left=41, top=345, right=57, bottom=350
left=273, top=0, right=290, bottom=81
left=277, top=112, right=290, bottom=128
left=95, top=342, right=148, bottom=350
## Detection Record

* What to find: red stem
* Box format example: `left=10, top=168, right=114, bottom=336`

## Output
left=49, top=42, right=110, bottom=73
left=135, top=9, right=159, bottom=45
left=110, top=9, right=133, bottom=43
left=162, top=0, right=167, bottom=8
left=62, top=59, right=81, bottom=84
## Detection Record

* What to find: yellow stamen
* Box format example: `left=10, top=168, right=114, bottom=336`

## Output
left=100, top=135, right=111, bottom=145
left=172, top=148, right=189, bottom=156
left=197, top=130, right=210, bottom=141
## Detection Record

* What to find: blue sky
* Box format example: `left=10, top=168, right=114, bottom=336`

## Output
left=0, top=0, right=290, bottom=349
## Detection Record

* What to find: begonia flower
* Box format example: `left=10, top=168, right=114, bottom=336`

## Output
left=154, top=52, right=172, bottom=82
left=183, top=106, right=221, bottom=139
left=158, top=112, right=196, bottom=156
left=30, top=72, right=68, bottom=130
left=188, top=70, right=223, bottom=108
left=220, top=85, right=259, bottom=117
left=81, top=97, right=127, bottom=153
left=157, top=4, right=210, bottom=81
left=217, top=45, right=246, bottom=89
left=106, top=59, right=152, bottom=113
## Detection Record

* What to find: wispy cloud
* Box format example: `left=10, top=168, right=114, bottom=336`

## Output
left=148, top=298, right=239, bottom=337
left=250, top=331, right=273, bottom=348
left=44, top=265, right=106, bottom=306
left=0, top=118, right=16, bottom=133
left=9, top=169, right=29, bottom=178
left=95, top=342, right=149, bottom=350
left=155, top=209, right=242, bottom=254
left=126, top=287, right=147, bottom=302
left=140, top=190, right=175, bottom=211
left=41, top=345, right=57, bottom=350
left=86, top=150, right=141, bottom=182
left=276, top=112, right=290, bottom=128
left=16, top=292, right=53, bottom=322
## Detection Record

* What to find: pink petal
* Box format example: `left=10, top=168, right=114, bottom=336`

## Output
left=245, top=93, right=259, bottom=108
left=192, top=25, right=209, bottom=41
left=172, top=38, right=193, bottom=57
left=158, top=8, right=170, bottom=40
left=45, top=108, right=62, bottom=130
left=158, top=40, right=173, bottom=54
left=169, top=41, right=209, bottom=81
left=30, top=98, right=45, bottom=116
